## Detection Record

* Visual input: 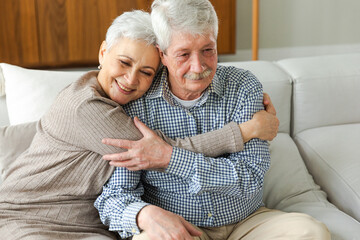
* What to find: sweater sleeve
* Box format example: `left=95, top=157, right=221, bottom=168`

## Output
left=72, top=94, right=243, bottom=157
left=155, top=121, right=243, bottom=157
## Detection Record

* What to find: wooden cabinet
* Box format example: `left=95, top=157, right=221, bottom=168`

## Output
left=0, top=0, right=235, bottom=68
left=0, top=0, right=40, bottom=67
left=210, top=0, right=236, bottom=54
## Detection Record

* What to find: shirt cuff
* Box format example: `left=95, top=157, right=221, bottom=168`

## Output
left=121, top=201, right=150, bottom=237
left=165, top=146, right=197, bottom=179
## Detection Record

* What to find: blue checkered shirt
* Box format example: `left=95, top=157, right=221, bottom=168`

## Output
left=95, top=65, right=271, bottom=238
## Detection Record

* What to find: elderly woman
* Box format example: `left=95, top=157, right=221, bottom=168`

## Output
left=0, top=10, right=277, bottom=240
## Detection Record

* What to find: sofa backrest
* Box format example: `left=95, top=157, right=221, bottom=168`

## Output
left=1, top=61, right=294, bottom=134
left=277, top=53, right=360, bottom=136
left=220, top=61, right=292, bottom=134
left=0, top=63, right=85, bottom=126
left=0, top=65, right=9, bottom=126
left=0, top=96, right=9, bottom=127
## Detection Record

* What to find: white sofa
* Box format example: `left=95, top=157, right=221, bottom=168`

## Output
left=1, top=53, right=360, bottom=239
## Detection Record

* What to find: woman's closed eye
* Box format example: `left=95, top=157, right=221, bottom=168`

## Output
left=140, top=70, right=152, bottom=77
left=120, top=60, right=131, bottom=66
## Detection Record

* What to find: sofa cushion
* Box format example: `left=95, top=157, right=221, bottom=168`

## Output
left=294, top=123, right=360, bottom=222
left=0, top=121, right=37, bottom=183
left=265, top=133, right=360, bottom=239
left=220, top=61, right=292, bottom=134
left=277, top=53, right=360, bottom=136
left=281, top=201, right=360, bottom=240
left=0, top=63, right=85, bottom=125
left=264, top=133, right=329, bottom=209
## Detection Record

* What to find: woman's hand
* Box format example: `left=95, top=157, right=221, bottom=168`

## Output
left=102, top=117, right=173, bottom=170
left=239, top=93, right=279, bottom=142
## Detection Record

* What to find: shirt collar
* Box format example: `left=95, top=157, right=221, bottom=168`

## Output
left=145, top=66, right=224, bottom=104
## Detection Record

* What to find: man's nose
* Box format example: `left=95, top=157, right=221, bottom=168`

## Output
left=190, top=53, right=206, bottom=73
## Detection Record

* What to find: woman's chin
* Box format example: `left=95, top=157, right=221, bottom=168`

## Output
left=110, top=95, right=131, bottom=105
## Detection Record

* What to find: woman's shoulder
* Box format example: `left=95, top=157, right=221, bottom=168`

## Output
left=61, top=71, right=113, bottom=105
left=70, top=71, right=102, bottom=96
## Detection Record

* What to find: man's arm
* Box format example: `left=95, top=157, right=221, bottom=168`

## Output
left=94, top=167, right=147, bottom=239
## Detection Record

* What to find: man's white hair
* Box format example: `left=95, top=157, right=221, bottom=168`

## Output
left=105, top=10, right=156, bottom=50
left=151, top=0, right=218, bottom=52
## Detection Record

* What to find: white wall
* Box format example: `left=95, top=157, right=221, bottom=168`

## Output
left=219, top=0, right=360, bottom=62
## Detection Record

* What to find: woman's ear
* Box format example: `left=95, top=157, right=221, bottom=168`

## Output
left=98, top=41, right=107, bottom=65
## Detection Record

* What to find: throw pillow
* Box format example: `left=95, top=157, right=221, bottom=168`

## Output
left=1, top=63, right=86, bottom=125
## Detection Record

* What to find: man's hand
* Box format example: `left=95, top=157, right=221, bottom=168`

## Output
left=239, top=93, right=279, bottom=142
left=137, top=205, right=202, bottom=240
left=102, top=117, right=173, bottom=170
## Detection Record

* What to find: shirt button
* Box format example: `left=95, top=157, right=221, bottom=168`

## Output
left=208, top=213, right=213, bottom=218
left=187, top=112, right=192, bottom=116
left=132, top=228, right=137, bottom=233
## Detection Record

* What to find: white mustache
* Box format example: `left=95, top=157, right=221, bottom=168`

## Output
left=183, top=68, right=212, bottom=80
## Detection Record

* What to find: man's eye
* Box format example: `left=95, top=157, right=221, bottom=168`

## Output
left=178, top=53, right=189, bottom=58
left=203, top=49, right=216, bottom=56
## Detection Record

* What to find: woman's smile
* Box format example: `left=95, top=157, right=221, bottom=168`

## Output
left=115, top=79, right=134, bottom=94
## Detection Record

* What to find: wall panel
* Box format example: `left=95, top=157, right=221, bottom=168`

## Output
left=0, top=0, right=235, bottom=68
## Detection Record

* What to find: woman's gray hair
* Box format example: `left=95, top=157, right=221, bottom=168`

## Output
left=105, top=10, right=156, bottom=50
left=151, top=0, right=218, bottom=52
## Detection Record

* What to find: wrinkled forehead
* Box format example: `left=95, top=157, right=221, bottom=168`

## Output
left=167, top=31, right=217, bottom=51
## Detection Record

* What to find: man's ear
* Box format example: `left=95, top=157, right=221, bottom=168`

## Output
left=157, top=45, right=167, bottom=66
left=98, top=41, right=107, bottom=65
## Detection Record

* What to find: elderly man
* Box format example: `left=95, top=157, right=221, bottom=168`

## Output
left=96, top=0, right=330, bottom=239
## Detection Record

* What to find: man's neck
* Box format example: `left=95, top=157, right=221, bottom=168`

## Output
left=170, top=91, right=204, bottom=109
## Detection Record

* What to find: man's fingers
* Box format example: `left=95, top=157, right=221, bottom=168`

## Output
left=180, top=217, right=202, bottom=237
left=102, top=138, right=133, bottom=149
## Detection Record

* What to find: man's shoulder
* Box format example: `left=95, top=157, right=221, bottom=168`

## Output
left=215, top=65, right=262, bottom=93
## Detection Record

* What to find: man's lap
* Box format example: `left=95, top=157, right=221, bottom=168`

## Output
left=132, top=207, right=330, bottom=240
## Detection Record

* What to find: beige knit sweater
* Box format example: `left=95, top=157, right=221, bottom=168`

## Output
left=0, top=71, right=243, bottom=239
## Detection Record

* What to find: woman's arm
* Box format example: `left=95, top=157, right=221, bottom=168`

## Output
left=158, top=93, right=278, bottom=157
left=155, top=121, right=243, bottom=157
left=71, top=83, right=277, bottom=169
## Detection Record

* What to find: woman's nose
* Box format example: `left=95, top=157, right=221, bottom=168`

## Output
left=124, top=70, right=138, bottom=85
